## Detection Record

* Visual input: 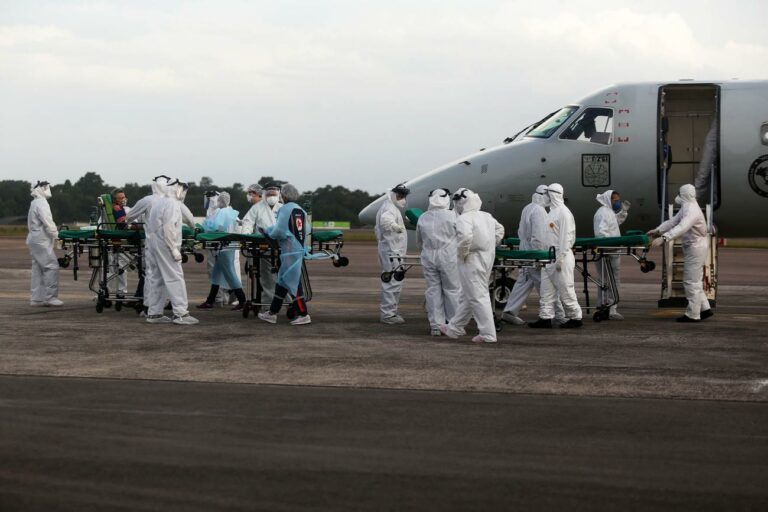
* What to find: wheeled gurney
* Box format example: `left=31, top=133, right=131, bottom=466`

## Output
left=571, top=231, right=656, bottom=322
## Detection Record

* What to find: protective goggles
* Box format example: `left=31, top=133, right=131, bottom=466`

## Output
left=452, top=189, right=469, bottom=201
left=391, top=183, right=410, bottom=196
left=429, top=188, right=450, bottom=198
left=33, top=180, right=50, bottom=188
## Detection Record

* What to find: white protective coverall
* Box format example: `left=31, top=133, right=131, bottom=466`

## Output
left=503, top=186, right=565, bottom=322
left=376, top=191, right=408, bottom=320
left=145, top=182, right=191, bottom=320
left=593, top=190, right=628, bottom=315
left=653, top=184, right=711, bottom=320
left=124, top=177, right=168, bottom=311
left=26, top=183, right=61, bottom=305
left=416, top=190, right=461, bottom=332
left=539, top=184, right=582, bottom=321
left=443, top=192, right=504, bottom=342
left=241, top=197, right=281, bottom=305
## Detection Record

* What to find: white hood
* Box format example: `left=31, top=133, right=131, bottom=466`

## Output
left=677, top=184, right=697, bottom=204
left=428, top=190, right=450, bottom=210
left=461, top=191, right=482, bottom=213
left=596, top=189, right=614, bottom=209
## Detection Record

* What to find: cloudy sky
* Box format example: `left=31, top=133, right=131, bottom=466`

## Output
left=1, top=0, right=766, bottom=193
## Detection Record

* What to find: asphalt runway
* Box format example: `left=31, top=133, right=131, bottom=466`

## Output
left=1, top=238, right=767, bottom=510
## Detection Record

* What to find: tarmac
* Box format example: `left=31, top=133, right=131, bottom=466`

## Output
left=0, top=237, right=766, bottom=510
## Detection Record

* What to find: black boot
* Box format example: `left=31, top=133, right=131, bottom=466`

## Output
left=700, top=310, right=714, bottom=320
left=676, top=315, right=700, bottom=323
left=528, top=318, right=552, bottom=329
left=560, top=319, right=584, bottom=329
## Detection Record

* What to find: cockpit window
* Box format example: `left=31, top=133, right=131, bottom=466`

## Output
left=525, top=106, right=579, bottom=138
left=559, top=107, right=614, bottom=145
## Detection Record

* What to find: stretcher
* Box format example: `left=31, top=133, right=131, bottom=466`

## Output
left=571, top=230, right=656, bottom=322
left=58, top=223, right=204, bottom=313
left=194, top=229, right=349, bottom=319
left=491, top=246, right=557, bottom=331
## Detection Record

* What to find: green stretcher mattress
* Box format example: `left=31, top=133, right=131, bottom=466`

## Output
left=574, top=234, right=650, bottom=248
left=97, top=229, right=144, bottom=240
left=404, top=208, right=424, bottom=226
left=195, top=232, right=268, bottom=243
left=59, top=229, right=96, bottom=240
left=495, top=249, right=553, bottom=261
left=312, top=230, right=343, bottom=243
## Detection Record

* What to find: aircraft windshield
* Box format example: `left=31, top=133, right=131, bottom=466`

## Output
left=526, top=106, right=579, bottom=138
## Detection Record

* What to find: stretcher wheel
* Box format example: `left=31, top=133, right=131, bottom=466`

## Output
left=393, top=270, right=405, bottom=281
left=242, top=302, right=250, bottom=318
left=96, top=295, right=105, bottom=314
left=593, top=309, right=609, bottom=322
left=495, top=318, right=503, bottom=332
left=381, top=272, right=392, bottom=283
left=57, top=257, right=70, bottom=268
left=134, top=301, right=144, bottom=314
left=104, top=300, right=112, bottom=309
left=338, top=256, right=349, bottom=267
left=194, top=253, right=205, bottom=263
left=115, top=301, right=122, bottom=312
left=640, top=260, right=656, bottom=273
left=492, top=277, right=515, bottom=310
left=181, top=253, right=189, bottom=264
left=332, top=258, right=342, bottom=267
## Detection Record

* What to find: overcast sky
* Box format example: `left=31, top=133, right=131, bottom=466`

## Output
left=1, top=0, right=766, bottom=193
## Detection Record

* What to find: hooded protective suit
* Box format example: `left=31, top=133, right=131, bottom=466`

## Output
left=26, top=183, right=60, bottom=304
left=502, top=185, right=565, bottom=321
left=443, top=191, right=504, bottom=342
left=241, top=194, right=281, bottom=305
left=376, top=190, right=408, bottom=320
left=593, top=189, right=627, bottom=315
left=654, top=184, right=711, bottom=320
left=124, top=177, right=168, bottom=309
left=539, top=184, right=582, bottom=321
left=416, top=189, right=461, bottom=331
left=203, top=192, right=242, bottom=290
left=145, top=181, right=191, bottom=320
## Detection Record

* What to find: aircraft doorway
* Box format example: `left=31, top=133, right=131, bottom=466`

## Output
left=657, top=84, right=720, bottom=211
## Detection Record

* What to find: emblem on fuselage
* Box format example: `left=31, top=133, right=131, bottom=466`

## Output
left=748, top=155, right=768, bottom=198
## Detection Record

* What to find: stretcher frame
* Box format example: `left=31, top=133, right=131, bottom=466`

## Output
left=492, top=247, right=557, bottom=331
left=572, top=236, right=656, bottom=322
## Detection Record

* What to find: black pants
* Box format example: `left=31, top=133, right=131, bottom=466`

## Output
left=270, top=283, right=307, bottom=316
left=206, top=285, right=245, bottom=305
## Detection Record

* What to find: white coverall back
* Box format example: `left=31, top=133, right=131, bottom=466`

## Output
left=444, top=193, right=504, bottom=342
left=145, top=189, right=189, bottom=318
left=26, top=188, right=60, bottom=303
left=241, top=199, right=281, bottom=306
left=125, top=181, right=167, bottom=310
left=375, top=192, right=408, bottom=320
left=654, top=184, right=711, bottom=320
left=416, top=193, right=461, bottom=330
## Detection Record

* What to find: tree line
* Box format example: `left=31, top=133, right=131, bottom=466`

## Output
left=0, top=172, right=379, bottom=227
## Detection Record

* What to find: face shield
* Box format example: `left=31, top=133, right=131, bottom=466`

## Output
left=452, top=188, right=470, bottom=213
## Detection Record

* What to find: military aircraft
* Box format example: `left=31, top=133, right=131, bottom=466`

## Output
left=358, top=79, right=768, bottom=305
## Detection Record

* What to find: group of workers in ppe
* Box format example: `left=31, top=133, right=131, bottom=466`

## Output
left=26, top=177, right=310, bottom=326
left=374, top=179, right=713, bottom=340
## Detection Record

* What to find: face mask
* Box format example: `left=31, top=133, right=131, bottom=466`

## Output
left=120, top=198, right=128, bottom=207
left=266, top=195, right=279, bottom=207
left=541, top=193, right=551, bottom=208
left=396, top=198, right=407, bottom=208
left=612, top=200, right=622, bottom=212
left=674, top=195, right=683, bottom=206
left=43, top=186, right=52, bottom=199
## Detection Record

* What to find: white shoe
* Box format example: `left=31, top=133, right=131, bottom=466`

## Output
left=472, top=335, right=497, bottom=344
left=290, top=314, right=311, bottom=326
left=139, top=310, right=148, bottom=318
left=173, top=314, right=199, bottom=325
left=30, top=301, right=46, bottom=307
left=439, top=324, right=458, bottom=339
left=258, top=311, right=277, bottom=324
left=44, top=298, right=64, bottom=307
left=609, top=308, right=624, bottom=320
left=502, top=312, right=526, bottom=325
left=430, top=328, right=442, bottom=336
left=146, top=315, right=172, bottom=324
left=381, top=315, right=405, bottom=325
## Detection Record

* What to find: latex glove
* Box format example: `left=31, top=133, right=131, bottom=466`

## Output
left=621, top=200, right=631, bottom=212
left=651, top=237, right=665, bottom=248
left=555, top=257, right=563, bottom=272
left=646, top=229, right=660, bottom=237
left=172, top=248, right=183, bottom=261
left=393, top=225, right=405, bottom=234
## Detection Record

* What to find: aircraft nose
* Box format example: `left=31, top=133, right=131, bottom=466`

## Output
left=358, top=194, right=386, bottom=225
